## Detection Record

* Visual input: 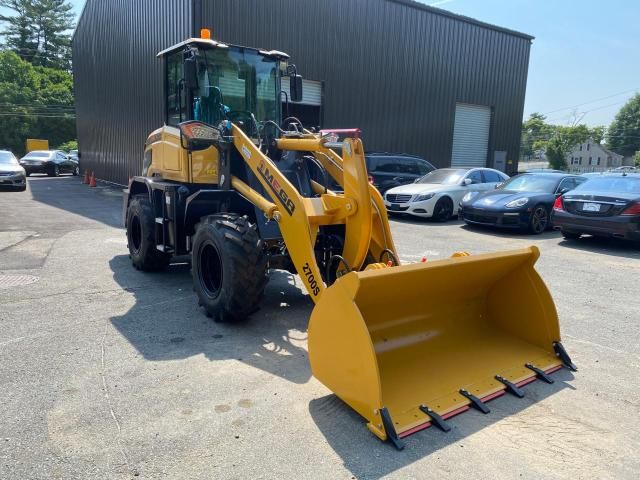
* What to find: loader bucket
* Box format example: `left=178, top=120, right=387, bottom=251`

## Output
left=308, top=246, right=567, bottom=445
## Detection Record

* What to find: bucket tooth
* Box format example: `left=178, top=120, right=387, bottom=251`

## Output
left=419, top=405, right=451, bottom=432
left=525, top=363, right=554, bottom=384
left=459, top=389, right=490, bottom=414
left=495, top=375, right=525, bottom=398
left=553, top=342, right=578, bottom=372
left=380, top=407, right=405, bottom=450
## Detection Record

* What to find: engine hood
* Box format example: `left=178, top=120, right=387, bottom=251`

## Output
left=469, top=190, right=551, bottom=207
left=0, top=164, right=25, bottom=173
left=385, top=183, right=457, bottom=196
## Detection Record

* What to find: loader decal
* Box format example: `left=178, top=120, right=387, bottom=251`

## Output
left=258, top=161, right=296, bottom=215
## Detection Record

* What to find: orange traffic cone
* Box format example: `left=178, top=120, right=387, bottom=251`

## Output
left=83, top=170, right=90, bottom=184
left=89, top=172, right=97, bottom=188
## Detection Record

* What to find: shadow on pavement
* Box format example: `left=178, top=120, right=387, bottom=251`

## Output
left=27, top=176, right=124, bottom=228
left=109, top=255, right=313, bottom=384
left=460, top=223, right=559, bottom=240
left=558, top=235, right=640, bottom=259
left=309, top=368, right=575, bottom=479
left=389, top=215, right=466, bottom=228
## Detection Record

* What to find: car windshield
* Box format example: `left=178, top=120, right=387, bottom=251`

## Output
left=500, top=175, right=559, bottom=193
left=416, top=169, right=468, bottom=185
left=576, top=176, right=640, bottom=194
left=23, top=151, right=52, bottom=159
left=0, top=152, right=18, bottom=165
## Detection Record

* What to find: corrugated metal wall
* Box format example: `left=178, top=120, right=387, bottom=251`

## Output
left=198, top=0, right=531, bottom=172
left=73, top=0, right=531, bottom=183
left=72, top=0, right=192, bottom=184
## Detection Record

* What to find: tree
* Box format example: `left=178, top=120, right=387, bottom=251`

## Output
left=0, top=51, right=75, bottom=156
left=635, top=151, right=640, bottom=168
left=520, top=113, right=556, bottom=159
left=0, top=0, right=74, bottom=69
left=545, top=125, right=591, bottom=171
left=607, top=93, right=640, bottom=157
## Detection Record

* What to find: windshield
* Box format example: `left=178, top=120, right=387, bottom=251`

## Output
left=500, top=175, right=559, bottom=193
left=23, top=151, right=52, bottom=159
left=0, top=152, right=18, bottom=165
left=416, top=169, right=469, bottom=185
left=576, top=176, right=640, bottom=194
left=195, top=48, right=279, bottom=125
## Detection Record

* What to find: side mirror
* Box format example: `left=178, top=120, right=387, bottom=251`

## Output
left=463, top=178, right=473, bottom=186
left=184, top=55, right=198, bottom=91
left=290, top=74, right=303, bottom=103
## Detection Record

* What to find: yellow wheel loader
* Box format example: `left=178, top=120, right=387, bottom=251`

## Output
left=124, top=31, right=576, bottom=449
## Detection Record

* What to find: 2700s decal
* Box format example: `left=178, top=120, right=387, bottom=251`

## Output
left=257, top=161, right=296, bottom=215
left=302, top=263, right=321, bottom=296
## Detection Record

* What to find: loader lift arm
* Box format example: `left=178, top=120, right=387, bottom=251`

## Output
left=230, top=123, right=396, bottom=302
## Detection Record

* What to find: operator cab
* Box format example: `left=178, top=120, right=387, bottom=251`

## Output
left=157, top=30, right=302, bottom=139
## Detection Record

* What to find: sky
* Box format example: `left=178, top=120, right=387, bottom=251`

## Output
left=42, top=0, right=640, bottom=127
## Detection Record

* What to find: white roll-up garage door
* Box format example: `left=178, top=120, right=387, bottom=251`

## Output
left=281, top=78, right=322, bottom=106
left=451, top=103, right=491, bottom=167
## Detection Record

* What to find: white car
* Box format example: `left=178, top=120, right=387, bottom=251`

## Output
left=384, top=167, right=509, bottom=221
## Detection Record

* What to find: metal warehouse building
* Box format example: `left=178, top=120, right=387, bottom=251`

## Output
left=72, top=0, right=533, bottom=185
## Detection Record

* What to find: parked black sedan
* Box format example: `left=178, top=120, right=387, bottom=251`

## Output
left=459, top=173, right=586, bottom=234
left=552, top=173, right=640, bottom=243
left=0, top=150, right=27, bottom=191
left=19, top=150, right=79, bottom=177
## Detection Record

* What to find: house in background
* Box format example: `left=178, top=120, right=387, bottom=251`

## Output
left=567, top=138, right=623, bottom=172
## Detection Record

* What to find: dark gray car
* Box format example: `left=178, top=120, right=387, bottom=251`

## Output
left=0, top=151, right=27, bottom=191
left=19, top=150, right=79, bottom=177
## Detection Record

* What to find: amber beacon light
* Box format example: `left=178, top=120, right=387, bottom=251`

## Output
left=200, top=28, right=211, bottom=40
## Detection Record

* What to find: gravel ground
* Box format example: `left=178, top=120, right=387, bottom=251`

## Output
left=1, top=176, right=638, bottom=479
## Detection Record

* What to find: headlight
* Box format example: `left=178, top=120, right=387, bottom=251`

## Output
left=415, top=193, right=435, bottom=202
left=462, top=192, right=478, bottom=203
left=505, top=197, right=529, bottom=208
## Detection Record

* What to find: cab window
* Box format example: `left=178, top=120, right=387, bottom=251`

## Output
left=483, top=170, right=503, bottom=183
left=166, top=52, right=188, bottom=126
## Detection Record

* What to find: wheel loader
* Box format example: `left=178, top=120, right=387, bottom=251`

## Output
left=124, top=30, right=576, bottom=449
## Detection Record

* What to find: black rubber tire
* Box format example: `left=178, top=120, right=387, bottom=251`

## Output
left=48, top=165, right=60, bottom=177
left=192, top=214, right=268, bottom=323
left=73, top=165, right=79, bottom=176
left=433, top=196, right=453, bottom=222
left=562, top=230, right=582, bottom=240
left=126, top=194, right=170, bottom=271
left=528, top=204, right=549, bottom=234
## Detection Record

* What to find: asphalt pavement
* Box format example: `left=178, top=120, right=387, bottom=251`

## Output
left=1, top=176, right=638, bottom=479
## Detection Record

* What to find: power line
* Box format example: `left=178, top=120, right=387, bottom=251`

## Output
left=541, top=88, right=639, bottom=116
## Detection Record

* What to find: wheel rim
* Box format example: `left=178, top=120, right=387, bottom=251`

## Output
left=75, top=166, right=79, bottom=175
left=532, top=207, right=548, bottom=233
left=436, top=200, right=452, bottom=220
left=200, top=242, right=223, bottom=298
left=130, top=215, right=142, bottom=254
left=54, top=166, right=59, bottom=175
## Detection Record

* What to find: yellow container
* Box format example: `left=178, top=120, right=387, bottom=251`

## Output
left=308, top=246, right=566, bottom=444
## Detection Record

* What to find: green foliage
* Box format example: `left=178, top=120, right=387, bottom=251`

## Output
left=0, top=51, right=75, bottom=156
left=545, top=125, right=592, bottom=171
left=607, top=93, right=640, bottom=157
left=635, top=151, right=640, bottom=167
left=521, top=113, right=609, bottom=169
left=57, top=139, right=77, bottom=152
left=0, top=0, right=74, bottom=70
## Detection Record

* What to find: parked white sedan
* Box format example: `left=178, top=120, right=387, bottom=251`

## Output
left=384, top=167, right=509, bottom=221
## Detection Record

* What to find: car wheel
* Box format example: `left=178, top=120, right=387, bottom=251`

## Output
left=48, top=165, right=60, bottom=177
left=561, top=230, right=581, bottom=240
left=433, top=197, right=453, bottom=222
left=528, top=205, right=549, bottom=234
left=73, top=165, right=80, bottom=176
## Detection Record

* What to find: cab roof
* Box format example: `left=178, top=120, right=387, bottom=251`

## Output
left=156, top=38, right=290, bottom=61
